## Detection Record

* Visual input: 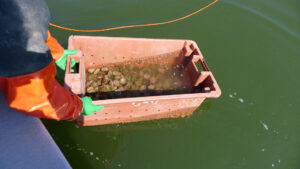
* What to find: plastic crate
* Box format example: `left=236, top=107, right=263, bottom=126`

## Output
left=65, top=36, right=221, bottom=126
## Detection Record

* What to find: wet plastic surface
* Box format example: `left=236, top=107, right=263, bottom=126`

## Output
left=65, top=36, right=221, bottom=126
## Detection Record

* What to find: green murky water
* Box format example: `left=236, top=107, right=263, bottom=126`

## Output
left=43, top=0, right=300, bottom=168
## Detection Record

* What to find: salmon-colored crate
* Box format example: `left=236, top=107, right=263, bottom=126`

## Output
left=64, top=36, right=221, bottom=126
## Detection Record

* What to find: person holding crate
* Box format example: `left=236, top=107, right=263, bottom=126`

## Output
left=0, top=0, right=103, bottom=120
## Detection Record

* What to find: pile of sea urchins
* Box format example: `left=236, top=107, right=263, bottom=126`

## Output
left=85, top=63, right=186, bottom=99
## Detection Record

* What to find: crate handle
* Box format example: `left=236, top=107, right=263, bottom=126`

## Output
left=64, top=51, right=86, bottom=95
left=184, top=42, right=209, bottom=72
left=190, top=55, right=211, bottom=86
left=66, top=52, right=82, bottom=74
left=192, top=55, right=210, bottom=71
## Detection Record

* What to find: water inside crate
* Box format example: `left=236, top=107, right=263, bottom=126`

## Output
left=85, top=62, right=203, bottom=100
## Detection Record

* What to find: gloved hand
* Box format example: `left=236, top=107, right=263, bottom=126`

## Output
left=81, top=96, right=104, bottom=116
left=55, top=49, right=78, bottom=72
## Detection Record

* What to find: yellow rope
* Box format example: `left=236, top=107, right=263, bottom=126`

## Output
left=49, top=0, right=218, bottom=32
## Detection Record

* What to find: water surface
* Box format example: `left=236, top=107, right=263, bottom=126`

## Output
left=44, top=0, right=300, bottom=168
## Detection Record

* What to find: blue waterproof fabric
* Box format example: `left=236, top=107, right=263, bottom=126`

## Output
left=0, top=93, right=72, bottom=169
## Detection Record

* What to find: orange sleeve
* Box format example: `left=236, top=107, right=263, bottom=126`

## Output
left=46, top=31, right=64, bottom=61
left=0, top=77, right=5, bottom=93
left=3, top=61, right=83, bottom=121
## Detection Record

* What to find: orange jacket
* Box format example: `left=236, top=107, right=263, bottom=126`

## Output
left=0, top=31, right=82, bottom=121
left=46, top=31, right=64, bottom=61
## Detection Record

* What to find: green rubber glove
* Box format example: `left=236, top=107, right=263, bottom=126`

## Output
left=55, top=50, right=78, bottom=72
left=81, top=96, right=104, bottom=116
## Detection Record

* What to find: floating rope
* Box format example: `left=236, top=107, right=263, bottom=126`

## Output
left=49, top=0, right=218, bottom=32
